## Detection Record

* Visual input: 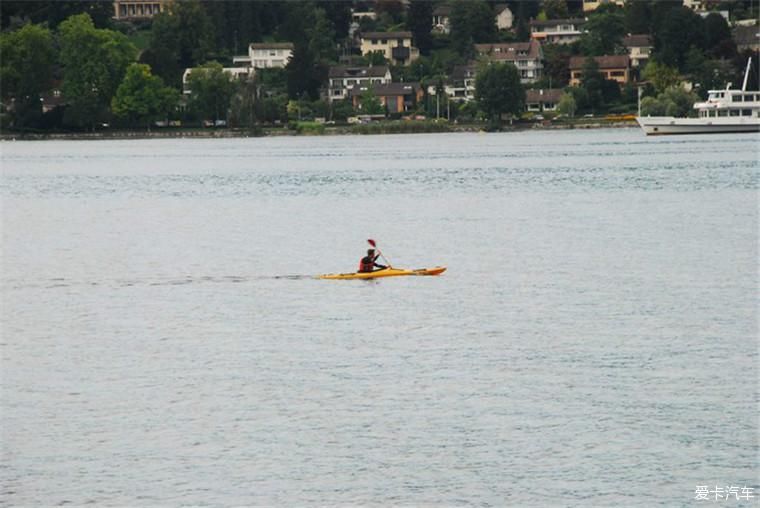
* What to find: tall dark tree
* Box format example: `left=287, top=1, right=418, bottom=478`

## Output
left=174, top=0, right=214, bottom=69
left=542, top=44, right=571, bottom=88
left=285, top=44, right=323, bottom=100
left=579, top=57, right=604, bottom=111
left=141, top=11, right=181, bottom=87
left=317, top=1, right=351, bottom=39
left=407, top=0, right=434, bottom=55
left=703, top=13, right=732, bottom=53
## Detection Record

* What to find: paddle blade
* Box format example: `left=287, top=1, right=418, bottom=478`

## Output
left=367, top=239, right=377, bottom=247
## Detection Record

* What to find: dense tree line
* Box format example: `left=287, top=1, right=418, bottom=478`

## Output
left=1, top=0, right=757, bottom=130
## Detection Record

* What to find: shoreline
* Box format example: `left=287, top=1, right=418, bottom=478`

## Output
left=0, top=120, right=638, bottom=141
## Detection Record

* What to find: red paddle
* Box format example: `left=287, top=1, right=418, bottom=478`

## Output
left=367, top=239, right=392, bottom=268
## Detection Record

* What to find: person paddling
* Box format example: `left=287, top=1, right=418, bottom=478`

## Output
left=358, top=248, right=387, bottom=273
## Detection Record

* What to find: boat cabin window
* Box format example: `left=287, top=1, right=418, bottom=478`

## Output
left=718, top=110, right=728, bottom=116
left=742, top=109, right=752, bottom=116
left=730, top=109, right=740, bottom=116
left=709, top=110, right=717, bottom=117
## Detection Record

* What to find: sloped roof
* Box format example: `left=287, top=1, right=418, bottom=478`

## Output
left=733, top=25, right=760, bottom=46
left=525, top=88, right=563, bottom=103
left=475, top=40, right=542, bottom=60
left=349, top=82, right=421, bottom=97
left=361, top=31, right=413, bottom=40
left=328, top=65, right=391, bottom=78
left=529, top=18, right=585, bottom=28
left=250, top=42, right=294, bottom=50
left=450, top=63, right=478, bottom=81
left=569, top=55, right=629, bottom=70
left=622, top=34, right=652, bottom=48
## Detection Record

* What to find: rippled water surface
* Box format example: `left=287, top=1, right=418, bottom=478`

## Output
left=1, top=130, right=758, bottom=506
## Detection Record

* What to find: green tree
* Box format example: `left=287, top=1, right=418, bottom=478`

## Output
left=330, top=100, right=354, bottom=121
left=0, top=23, right=56, bottom=127
left=358, top=89, right=385, bottom=115
left=580, top=57, right=604, bottom=111
left=579, top=6, right=626, bottom=56
left=640, top=86, right=698, bottom=117
left=407, top=0, right=434, bottom=55
left=186, top=62, right=237, bottom=122
left=557, top=92, right=577, bottom=117
left=141, top=11, right=181, bottom=87
left=639, top=95, right=666, bottom=116
left=642, top=60, right=680, bottom=94
left=475, top=62, right=525, bottom=123
left=450, top=0, right=498, bottom=56
left=542, top=44, right=571, bottom=88
left=542, top=0, right=569, bottom=19
left=59, top=13, right=137, bottom=128
left=285, top=43, right=325, bottom=100
left=653, top=6, right=705, bottom=69
left=308, top=7, right=337, bottom=61
left=624, top=0, right=651, bottom=34
left=174, top=0, right=214, bottom=69
left=111, top=63, right=178, bottom=129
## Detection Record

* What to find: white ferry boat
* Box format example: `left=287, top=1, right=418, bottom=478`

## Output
left=636, top=59, right=760, bottom=135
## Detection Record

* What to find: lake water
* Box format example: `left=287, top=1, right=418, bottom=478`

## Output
left=1, top=129, right=758, bottom=506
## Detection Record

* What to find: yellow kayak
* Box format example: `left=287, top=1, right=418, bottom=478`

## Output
left=318, top=266, right=446, bottom=280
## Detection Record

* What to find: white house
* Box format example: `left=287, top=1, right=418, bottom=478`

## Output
left=233, top=42, right=294, bottom=69
left=432, top=5, right=451, bottom=34
left=494, top=4, right=514, bottom=30
left=529, top=18, right=586, bottom=45
left=474, top=40, right=544, bottom=84
left=622, top=34, right=652, bottom=68
left=525, top=89, right=563, bottom=112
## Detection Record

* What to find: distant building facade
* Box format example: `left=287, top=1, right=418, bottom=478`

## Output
left=529, top=18, right=585, bottom=45
left=350, top=83, right=424, bottom=114
left=622, top=35, right=652, bottom=68
left=436, top=63, right=478, bottom=102
left=327, top=65, right=392, bottom=102
left=475, top=40, right=544, bottom=84
left=112, top=0, right=169, bottom=19
left=582, top=0, right=624, bottom=12
left=494, top=4, right=514, bottom=30
left=233, top=43, right=294, bottom=69
left=569, top=55, right=630, bottom=86
left=432, top=5, right=451, bottom=34
left=525, top=89, right=563, bottom=112
left=733, top=24, right=760, bottom=52
left=360, top=31, right=420, bottom=66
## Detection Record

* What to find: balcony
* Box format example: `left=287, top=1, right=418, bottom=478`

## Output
left=392, top=46, right=411, bottom=61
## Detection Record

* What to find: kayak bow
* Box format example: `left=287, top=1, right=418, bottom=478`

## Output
left=318, top=266, right=446, bottom=280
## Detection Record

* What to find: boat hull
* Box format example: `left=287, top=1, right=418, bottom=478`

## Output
left=636, top=116, right=760, bottom=135
left=318, top=266, right=447, bottom=280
